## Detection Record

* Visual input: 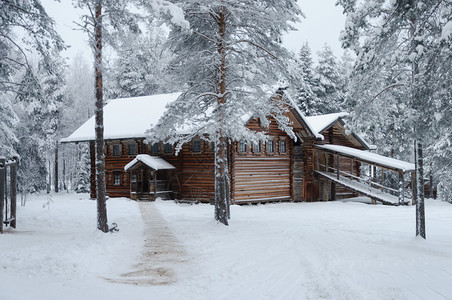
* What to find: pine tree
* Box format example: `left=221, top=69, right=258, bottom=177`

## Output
left=314, top=44, right=343, bottom=114
left=0, top=0, right=64, bottom=156
left=106, top=24, right=175, bottom=98
left=146, top=0, right=302, bottom=225
left=75, top=144, right=91, bottom=193
left=293, top=42, right=320, bottom=115
left=338, top=0, right=452, bottom=207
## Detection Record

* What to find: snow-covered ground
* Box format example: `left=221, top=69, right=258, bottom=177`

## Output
left=1, top=193, right=452, bottom=300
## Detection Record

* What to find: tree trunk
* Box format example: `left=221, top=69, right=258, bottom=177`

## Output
left=416, top=142, right=426, bottom=239
left=54, top=140, right=59, bottom=193
left=94, top=1, right=108, bottom=233
left=47, top=160, right=51, bottom=194
left=214, top=6, right=230, bottom=225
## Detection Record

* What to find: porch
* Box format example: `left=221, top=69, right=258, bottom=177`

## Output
left=313, top=144, right=416, bottom=205
left=124, top=155, right=175, bottom=201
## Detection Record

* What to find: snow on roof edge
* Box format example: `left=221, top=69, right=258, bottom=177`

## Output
left=124, top=154, right=175, bottom=171
left=282, top=93, right=323, bottom=140
left=316, top=144, right=415, bottom=172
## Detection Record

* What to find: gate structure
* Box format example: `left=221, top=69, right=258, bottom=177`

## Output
left=1, top=157, right=18, bottom=233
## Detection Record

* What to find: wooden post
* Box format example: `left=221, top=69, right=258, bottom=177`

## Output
left=0, top=157, right=5, bottom=234
left=10, top=158, right=17, bottom=228
left=336, top=155, right=339, bottom=180
left=411, top=171, right=416, bottom=205
left=398, top=171, right=404, bottom=206
left=380, top=168, right=384, bottom=192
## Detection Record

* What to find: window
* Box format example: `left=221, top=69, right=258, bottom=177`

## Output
left=193, top=140, right=201, bottom=152
left=254, top=141, right=261, bottom=153
left=280, top=140, right=286, bottom=153
left=113, top=144, right=120, bottom=156
left=131, top=174, right=137, bottom=183
left=114, top=174, right=121, bottom=185
left=129, top=143, right=136, bottom=155
left=151, top=143, right=159, bottom=155
left=267, top=140, right=274, bottom=153
left=164, top=143, right=172, bottom=153
left=239, top=140, right=246, bottom=153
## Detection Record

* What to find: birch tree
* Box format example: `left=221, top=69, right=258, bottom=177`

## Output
left=147, top=0, right=302, bottom=225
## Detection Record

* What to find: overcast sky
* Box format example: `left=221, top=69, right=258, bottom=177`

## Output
left=42, top=0, right=346, bottom=62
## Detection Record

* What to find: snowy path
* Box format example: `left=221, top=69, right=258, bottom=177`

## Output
left=2, top=193, right=452, bottom=299
left=105, top=201, right=187, bottom=285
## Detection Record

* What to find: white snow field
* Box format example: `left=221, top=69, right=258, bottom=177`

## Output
left=1, top=193, right=452, bottom=300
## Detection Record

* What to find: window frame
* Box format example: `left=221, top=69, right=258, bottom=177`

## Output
left=254, top=141, right=261, bottom=153
left=113, top=144, right=121, bottom=156
left=113, top=173, right=121, bottom=185
left=280, top=139, right=286, bottom=153
left=267, top=139, right=274, bottom=153
left=129, top=143, right=136, bottom=155
left=164, top=143, right=172, bottom=154
left=151, top=143, right=160, bottom=155
left=239, top=140, right=246, bottom=153
left=193, top=140, right=201, bottom=153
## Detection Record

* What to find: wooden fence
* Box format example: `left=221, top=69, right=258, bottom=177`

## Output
left=1, top=157, right=18, bottom=234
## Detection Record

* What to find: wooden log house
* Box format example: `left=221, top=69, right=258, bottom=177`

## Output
left=62, top=91, right=415, bottom=204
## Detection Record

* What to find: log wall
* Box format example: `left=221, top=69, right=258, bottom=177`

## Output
left=231, top=117, right=293, bottom=204
left=90, top=138, right=215, bottom=202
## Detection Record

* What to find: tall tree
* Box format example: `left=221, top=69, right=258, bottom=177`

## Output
left=105, top=23, right=175, bottom=99
left=314, top=44, right=343, bottom=114
left=74, top=0, right=186, bottom=232
left=293, top=42, right=320, bottom=115
left=147, top=0, right=302, bottom=225
left=0, top=0, right=64, bottom=156
left=338, top=0, right=452, bottom=235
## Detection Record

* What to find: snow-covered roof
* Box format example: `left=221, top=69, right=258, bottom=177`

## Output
left=283, top=93, right=323, bottom=139
left=61, top=93, right=181, bottom=142
left=124, top=154, right=175, bottom=171
left=305, top=112, right=349, bottom=134
left=316, top=144, right=415, bottom=172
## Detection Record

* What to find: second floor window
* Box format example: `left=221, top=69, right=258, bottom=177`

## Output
left=164, top=143, right=172, bottom=153
left=239, top=140, right=246, bottom=153
left=193, top=140, right=201, bottom=152
left=113, top=144, right=120, bottom=156
left=267, top=140, right=274, bottom=153
left=280, top=140, right=286, bottom=153
left=254, top=141, right=261, bottom=153
left=129, top=143, right=136, bottom=155
left=151, top=143, right=159, bottom=155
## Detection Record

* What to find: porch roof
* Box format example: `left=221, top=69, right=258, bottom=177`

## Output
left=124, top=154, right=175, bottom=172
left=315, top=144, right=415, bottom=172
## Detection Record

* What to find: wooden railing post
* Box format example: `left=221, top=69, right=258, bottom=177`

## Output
left=398, top=171, right=405, bottom=206
left=336, top=155, right=339, bottom=180
left=0, top=157, right=5, bottom=234
left=411, top=172, right=416, bottom=205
